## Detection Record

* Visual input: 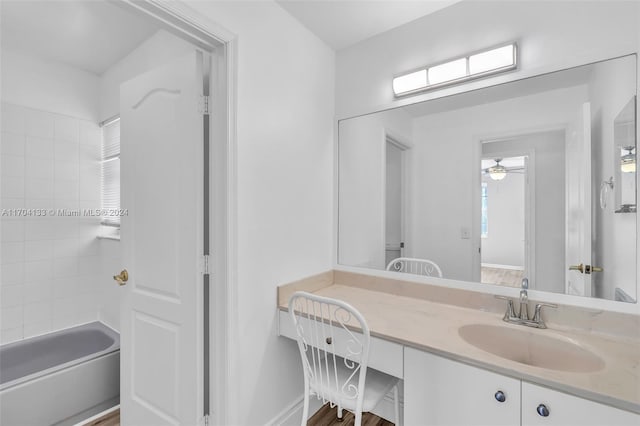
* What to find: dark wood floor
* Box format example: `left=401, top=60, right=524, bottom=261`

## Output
left=308, top=403, right=394, bottom=426
left=85, top=404, right=393, bottom=426
left=84, top=409, right=119, bottom=426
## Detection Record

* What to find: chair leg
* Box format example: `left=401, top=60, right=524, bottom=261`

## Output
left=301, top=387, right=309, bottom=426
left=393, top=384, right=400, bottom=426
left=337, top=406, right=343, bottom=422
left=354, top=410, right=362, bottom=426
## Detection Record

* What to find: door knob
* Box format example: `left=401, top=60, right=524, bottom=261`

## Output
left=586, top=265, right=603, bottom=274
left=113, top=269, right=129, bottom=286
left=568, top=263, right=584, bottom=273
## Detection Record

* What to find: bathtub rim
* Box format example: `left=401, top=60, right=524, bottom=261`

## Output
left=0, top=321, right=120, bottom=392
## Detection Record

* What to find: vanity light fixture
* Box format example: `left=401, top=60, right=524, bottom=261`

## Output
left=621, top=147, right=636, bottom=173
left=392, top=43, right=518, bottom=96
left=487, top=159, right=507, bottom=181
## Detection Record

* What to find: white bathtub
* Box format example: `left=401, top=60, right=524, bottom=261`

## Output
left=0, top=321, right=120, bottom=426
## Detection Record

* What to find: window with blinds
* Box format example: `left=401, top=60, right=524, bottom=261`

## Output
left=101, top=118, right=121, bottom=228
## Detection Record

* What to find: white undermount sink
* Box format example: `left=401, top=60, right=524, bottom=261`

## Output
left=458, top=324, right=605, bottom=373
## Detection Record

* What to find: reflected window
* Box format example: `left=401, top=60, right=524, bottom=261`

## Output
left=481, top=182, right=488, bottom=238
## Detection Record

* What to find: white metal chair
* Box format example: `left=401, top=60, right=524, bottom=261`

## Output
left=288, top=291, right=400, bottom=426
left=386, top=257, right=443, bottom=278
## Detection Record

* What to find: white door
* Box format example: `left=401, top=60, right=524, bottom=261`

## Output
left=385, top=141, right=403, bottom=265
left=565, top=103, right=592, bottom=296
left=119, top=51, right=205, bottom=426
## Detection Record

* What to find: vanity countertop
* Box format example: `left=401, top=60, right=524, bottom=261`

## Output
left=277, top=271, right=640, bottom=415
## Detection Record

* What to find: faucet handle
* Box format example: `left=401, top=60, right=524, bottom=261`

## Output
left=532, top=303, right=557, bottom=327
left=495, top=295, right=516, bottom=320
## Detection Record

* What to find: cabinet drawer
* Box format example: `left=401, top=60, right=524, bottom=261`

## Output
left=522, top=382, right=640, bottom=426
left=278, top=309, right=403, bottom=379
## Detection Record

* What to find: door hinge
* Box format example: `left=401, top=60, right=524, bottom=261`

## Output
left=201, top=254, right=211, bottom=275
left=199, top=95, right=210, bottom=114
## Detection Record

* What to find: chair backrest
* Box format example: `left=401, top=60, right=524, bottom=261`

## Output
left=385, top=257, right=443, bottom=277
left=288, top=291, right=370, bottom=412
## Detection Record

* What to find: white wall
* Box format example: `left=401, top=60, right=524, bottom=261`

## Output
left=183, top=2, right=335, bottom=424
left=0, top=102, right=103, bottom=343
left=589, top=56, right=637, bottom=301
left=336, top=1, right=639, bottom=118
left=338, top=108, right=412, bottom=269
left=1, top=49, right=100, bottom=122
left=409, top=86, right=586, bottom=288
left=99, top=30, right=194, bottom=122
left=481, top=172, right=525, bottom=268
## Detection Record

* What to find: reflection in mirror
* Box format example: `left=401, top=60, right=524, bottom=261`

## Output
left=338, top=55, right=637, bottom=303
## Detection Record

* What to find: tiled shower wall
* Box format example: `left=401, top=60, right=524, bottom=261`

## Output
left=1, top=102, right=105, bottom=343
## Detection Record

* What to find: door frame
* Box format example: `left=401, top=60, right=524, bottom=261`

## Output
left=383, top=129, right=412, bottom=263
left=119, top=1, right=236, bottom=424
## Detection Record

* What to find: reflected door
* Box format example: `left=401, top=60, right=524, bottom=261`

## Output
left=385, top=141, right=404, bottom=265
left=120, top=51, right=204, bottom=425
left=566, top=103, right=592, bottom=296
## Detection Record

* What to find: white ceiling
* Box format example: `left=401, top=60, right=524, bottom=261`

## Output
left=276, top=0, right=463, bottom=50
left=1, top=0, right=160, bottom=75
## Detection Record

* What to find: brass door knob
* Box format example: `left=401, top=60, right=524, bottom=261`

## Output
left=569, top=263, right=584, bottom=273
left=113, top=269, right=129, bottom=286
left=591, top=266, right=603, bottom=273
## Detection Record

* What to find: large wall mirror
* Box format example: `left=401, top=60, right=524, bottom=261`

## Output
left=338, top=54, right=637, bottom=303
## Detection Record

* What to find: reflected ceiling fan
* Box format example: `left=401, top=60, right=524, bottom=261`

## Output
left=482, top=158, right=525, bottom=181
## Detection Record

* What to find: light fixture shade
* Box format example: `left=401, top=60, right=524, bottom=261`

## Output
left=488, top=164, right=507, bottom=180
left=621, top=151, right=636, bottom=173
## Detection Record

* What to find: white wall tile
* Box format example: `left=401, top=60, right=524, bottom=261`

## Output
left=24, top=280, right=52, bottom=304
left=1, top=198, right=25, bottom=209
left=54, top=180, right=79, bottom=200
left=1, top=242, right=24, bottom=264
left=0, top=326, right=23, bottom=344
left=25, top=240, right=53, bottom=262
left=24, top=259, right=53, bottom=282
left=1, top=176, right=24, bottom=199
left=25, top=178, right=54, bottom=199
left=1, top=132, right=25, bottom=156
left=1, top=155, right=25, bottom=177
left=1, top=284, right=23, bottom=307
left=1, top=262, right=24, bottom=286
left=25, top=109, right=55, bottom=139
left=53, top=238, right=79, bottom=258
left=1, top=220, right=24, bottom=242
left=25, top=136, right=54, bottom=159
left=1, top=103, right=26, bottom=135
left=23, top=319, right=52, bottom=338
left=54, top=115, right=79, bottom=143
left=55, top=160, right=80, bottom=181
left=1, top=305, right=23, bottom=329
left=25, top=157, right=54, bottom=180
left=3, top=105, right=105, bottom=342
left=55, top=141, right=79, bottom=164
left=23, top=301, right=52, bottom=325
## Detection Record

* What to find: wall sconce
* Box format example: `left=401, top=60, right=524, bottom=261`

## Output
left=621, top=146, right=636, bottom=173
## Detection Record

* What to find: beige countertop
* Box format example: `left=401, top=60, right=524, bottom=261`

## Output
left=277, top=271, right=640, bottom=415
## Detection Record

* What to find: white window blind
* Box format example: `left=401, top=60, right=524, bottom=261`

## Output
left=101, top=118, right=120, bottom=227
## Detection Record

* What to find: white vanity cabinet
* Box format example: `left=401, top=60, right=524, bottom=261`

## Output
left=404, top=347, right=521, bottom=426
left=404, top=348, right=640, bottom=426
left=521, top=382, right=640, bottom=426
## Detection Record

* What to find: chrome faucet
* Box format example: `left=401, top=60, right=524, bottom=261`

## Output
left=495, top=278, right=557, bottom=329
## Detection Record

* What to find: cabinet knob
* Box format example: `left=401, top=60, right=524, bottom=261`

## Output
left=494, top=390, right=506, bottom=403
left=325, top=337, right=332, bottom=345
left=537, top=404, right=550, bottom=417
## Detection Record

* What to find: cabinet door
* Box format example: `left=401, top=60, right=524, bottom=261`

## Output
left=404, top=348, right=520, bottom=426
left=522, top=382, right=640, bottom=426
